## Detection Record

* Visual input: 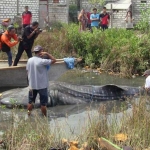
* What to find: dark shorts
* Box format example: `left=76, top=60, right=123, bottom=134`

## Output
left=101, top=24, right=108, bottom=30
left=28, top=88, right=48, bottom=106
left=87, top=23, right=91, bottom=29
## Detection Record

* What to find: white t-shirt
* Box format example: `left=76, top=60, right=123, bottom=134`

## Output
left=26, top=56, right=51, bottom=89
left=145, top=75, right=150, bottom=88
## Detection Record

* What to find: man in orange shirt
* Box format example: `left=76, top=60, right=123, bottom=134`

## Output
left=1, top=25, right=21, bottom=66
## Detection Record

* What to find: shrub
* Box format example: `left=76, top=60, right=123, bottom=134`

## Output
left=135, top=4, right=150, bottom=32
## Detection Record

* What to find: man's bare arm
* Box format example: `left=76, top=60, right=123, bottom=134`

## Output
left=39, top=52, right=57, bottom=64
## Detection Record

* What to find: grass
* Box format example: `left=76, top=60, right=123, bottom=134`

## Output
left=0, top=110, right=67, bottom=150
left=0, top=95, right=150, bottom=149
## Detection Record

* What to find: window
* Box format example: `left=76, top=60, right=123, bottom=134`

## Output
left=53, top=0, right=59, bottom=3
left=52, top=0, right=66, bottom=3
left=141, top=0, right=147, bottom=3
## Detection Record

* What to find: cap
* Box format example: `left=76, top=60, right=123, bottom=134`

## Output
left=33, top=45, right=43, bottom=52
left=7, top=25, right=15, bottom=30
left=142, top=69, right=150, bottom=76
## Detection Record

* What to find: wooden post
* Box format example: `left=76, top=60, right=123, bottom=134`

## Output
left=110, top=3, right=113, bottom=28
left=17, top=0, right=19, bottom=15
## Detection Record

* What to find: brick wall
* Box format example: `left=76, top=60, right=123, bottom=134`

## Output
left=132, top=0, right=150, bottom=24
left=0, top=0, right=69, bottom=27
left=0, top=0, right=17, bottom=20
left=111, top=10, right=127, bottom=28
left=48, top=1, right=69, bottom=23
left=0, top=0, right=39, bottom=22
left=18, top=0, right=39, bottom=22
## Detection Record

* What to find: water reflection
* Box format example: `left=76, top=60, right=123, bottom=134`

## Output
left=0, top=100, right=130, bottom=137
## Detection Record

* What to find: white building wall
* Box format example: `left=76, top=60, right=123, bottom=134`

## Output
left=0, top=0, right=69, bottom=26
left=48, top=0, right=69, bottom=23
left=0, top=0, right=39, bottom=23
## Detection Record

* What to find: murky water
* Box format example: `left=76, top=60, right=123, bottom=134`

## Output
left=58, top=69, right=144, bottom=87
left=0, top=69, right=145, bottom=138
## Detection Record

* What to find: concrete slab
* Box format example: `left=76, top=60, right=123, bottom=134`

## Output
left=0, top=60, right=69, bottom=87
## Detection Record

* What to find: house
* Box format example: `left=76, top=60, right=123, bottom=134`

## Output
left=0, top=0, right=149, bottom=29
left=105, top=0, right=132, bottom=28
left=80, top=0, right=150, bottom=28
left=0, top=0, right=69, bottom=28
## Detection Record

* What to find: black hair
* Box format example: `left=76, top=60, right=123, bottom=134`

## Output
left=103, top=7, right=106, bottom=9
left=25, top=6, right=28, bottom=8
left=93, top=8, right=97, bottom=11
left=7, top=25, right=15, bottom=32
left=31, top=21, right=39, bottom=27
left=35, top=51, right=40, bottom=54
left=126, top=10, right=132, bottom=19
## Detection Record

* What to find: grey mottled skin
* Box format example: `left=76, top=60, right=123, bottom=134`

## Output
left=0, top=82, right=143, bottom=108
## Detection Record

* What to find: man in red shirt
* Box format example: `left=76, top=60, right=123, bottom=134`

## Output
left=22, top=6, right=32, bottom=28
left=100, top=7, right=110, bottom=30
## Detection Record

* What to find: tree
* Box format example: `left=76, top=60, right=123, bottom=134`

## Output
left=88, top=0, right=106, bottom=6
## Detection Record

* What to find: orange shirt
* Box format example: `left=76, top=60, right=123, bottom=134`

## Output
left=0, top=30, right=18, bottom=48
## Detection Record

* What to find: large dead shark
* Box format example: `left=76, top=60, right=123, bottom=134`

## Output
left=0, top=82, right=143, bottom=108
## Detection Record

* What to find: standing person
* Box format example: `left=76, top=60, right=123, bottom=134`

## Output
left=22, top=6, right=32, bottom=29
left=86, top=11, right=91, bottom=30
left=0, top=25, right=21, bottom=66
left=78, top=9, right=88, bottom=32
left=90, top=8, right=100, bottom=29
left=27, top=45, right=56, bottom=116
left=125, top=10, right=134, bottom=30
left=99, top=7, right=110, bottom=30
left=13, top=21, right=41, bottom=66
left=142, top=69, right=150, bottom=90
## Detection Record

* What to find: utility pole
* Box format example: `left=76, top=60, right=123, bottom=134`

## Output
left=17, top=0, right=19, bottom=15
left=77, top=0, right=80, bottom=11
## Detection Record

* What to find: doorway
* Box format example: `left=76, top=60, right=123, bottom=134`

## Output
left=39, top=0, right=48, bottom=29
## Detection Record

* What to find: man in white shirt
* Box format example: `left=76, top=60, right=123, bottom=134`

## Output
left=142, top=69, right=150, bottom=90
left=26, top=45, right=56, bottom=116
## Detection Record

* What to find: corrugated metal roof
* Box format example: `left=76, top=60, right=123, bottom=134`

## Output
left=105, top=0, right=131, bottom=10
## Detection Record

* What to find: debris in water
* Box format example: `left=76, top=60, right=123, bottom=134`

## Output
left=68, top=141, right=79, bottom=150
left=114, top=133, right=128, bottom=142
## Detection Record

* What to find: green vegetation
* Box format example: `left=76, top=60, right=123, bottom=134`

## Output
left=69, top=4, right=78, bottom=23
left=0, top=22, right=150, bottom=78
left=34, top=24, right=150, bottom=78
left=88, top=0, right=106, bottom=6
left=135, top=4, right=150, bottom=32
